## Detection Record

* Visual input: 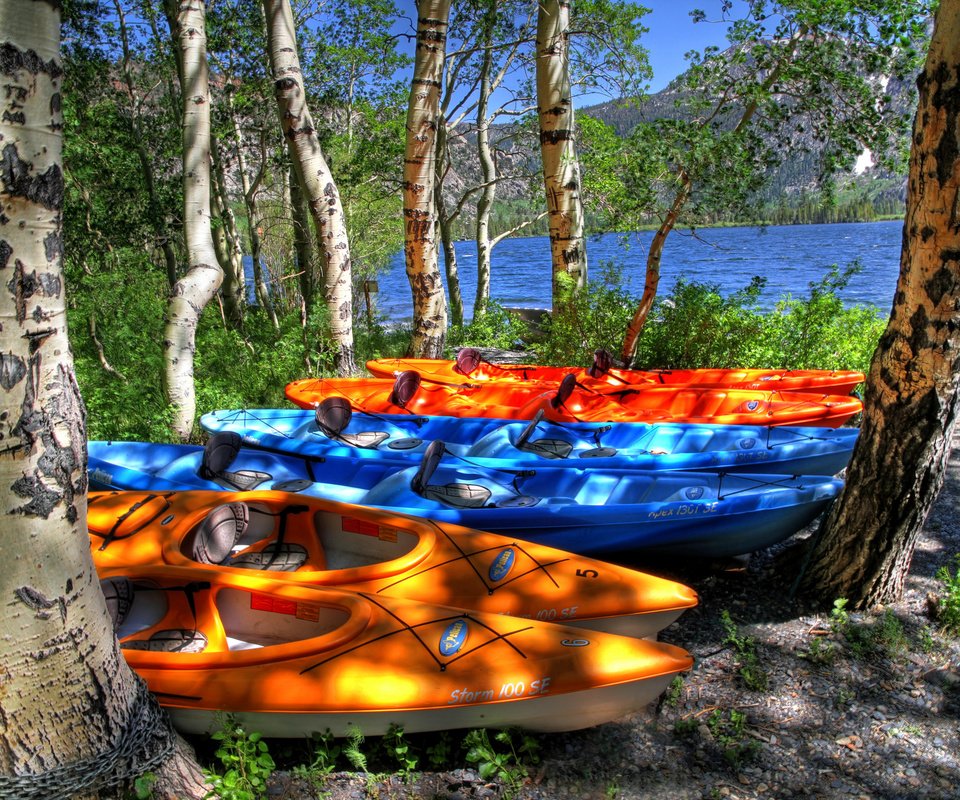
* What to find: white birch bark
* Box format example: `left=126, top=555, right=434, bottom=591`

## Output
left=163, top=0, right=223, bottom=439
left=263, top=0, right=356, bottom=375
left=474, top=9, right=497, bottom=318
left=536, top=0, right=587, bottom=309
left=403, top=0, right=451, bottom=357
left=0, top=2, right=204, bottom=795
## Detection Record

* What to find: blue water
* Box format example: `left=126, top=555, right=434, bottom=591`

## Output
left=373, top=220, right=904, bottom=323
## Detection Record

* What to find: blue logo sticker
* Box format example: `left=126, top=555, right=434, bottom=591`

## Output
left=439, top=620, right=469, bottom=656
left=745, top=400, right=760, bottom=411
left=489, top=548, right=516, bottom=582
left=685, top=486, right=705, bottom=500
left=739, top=437, right=757, bottom=450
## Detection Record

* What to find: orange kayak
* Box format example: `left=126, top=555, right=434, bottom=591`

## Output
left=99, top=566, right=693, bottom=736
left=285, top=372, right=862, bottom=428
left=100, top=567, right=693, bottom=738
left=89, top=490, right=698, bottom=638
left=366, top=349, right=865, bottom=396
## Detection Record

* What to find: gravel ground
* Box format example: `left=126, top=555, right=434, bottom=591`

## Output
left=255, top=440, right=960, bottom=800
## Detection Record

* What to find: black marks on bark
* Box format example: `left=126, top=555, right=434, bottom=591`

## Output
left=0, top=42, right=63, bottom=80
left=929, top=62, right=960, bottom=187
left=0, top=352, right=26, bottom=390
left=13, top=586, right=57, bottom=619
left=12, top=472, right=62, bottom=518
left=0, top=240, right=11, bottom=270
left=412, top=78, right=442, bottom=90
left=6, top=260, right=62, bottom=324
left=403, top=207, right=433, bottom=242
left=43, top=230, right=61, bottom=264
left=0, top=144, right=64, bottom=211
left=539, top=128, right=574, bottom=146
left=923, top=264, right=959, bottom=307
left=908, top=304, right=932, bottom=350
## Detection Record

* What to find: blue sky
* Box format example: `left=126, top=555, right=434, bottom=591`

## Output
left=644, top=2, right=732, bottom=91
left=392, top=1, right=736, bottom=99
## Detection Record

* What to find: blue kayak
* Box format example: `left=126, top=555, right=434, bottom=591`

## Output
left=88, top=436, right=843, bottom=558
left=200, top=401, right=857, bottom=476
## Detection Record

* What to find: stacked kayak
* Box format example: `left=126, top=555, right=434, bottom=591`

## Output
left=284, top=371, right=862, bottom=427
left=366, top=348, right=866, bottom=396
left=89, top=489, right=698, bottom=638
left=100, top=566, right=693, bottom=737
left=201, top=402, right=858, bottom=475
left=88, top=437, right=843, bottom=558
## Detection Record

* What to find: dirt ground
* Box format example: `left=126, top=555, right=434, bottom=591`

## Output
left=228, top=443, right=960, bottom=800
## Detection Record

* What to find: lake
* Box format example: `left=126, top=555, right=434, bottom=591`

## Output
left=372, top=220, right=904, bottom=324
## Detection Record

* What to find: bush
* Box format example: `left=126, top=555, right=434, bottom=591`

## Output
left=447, top=300, right=530, bottom=352
left=533, top=263, right=637, bottom=365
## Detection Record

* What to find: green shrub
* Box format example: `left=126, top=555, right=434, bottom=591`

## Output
left=533, top=263, right=637, bottom=365
left=202, top=717, right=275, bottom=800
left=934, top=554, right=960, bottom=635
left=448, top=300, right=530, bottom=351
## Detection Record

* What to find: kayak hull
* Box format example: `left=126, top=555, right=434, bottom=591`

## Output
left=101, top=567, right=693, bottom=736
left=88, top=441, right=843, bottom=558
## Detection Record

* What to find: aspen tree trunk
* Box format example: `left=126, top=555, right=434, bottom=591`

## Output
left=797, top=0, right=960, bottom=607
left=474, top=4, right=498, bottom=319
left=0, top=2, right=204, bottom=796
left=619, top=169, right=691, bottom=367
left=403, top=0, right=451, bottom=358
left=536, top=0, right=587, bottom=313
left=162, top=0, right=223, bottom=440
left=210, top=136, right=246, bottom=328
left=264, top=0, right=356, bottom=375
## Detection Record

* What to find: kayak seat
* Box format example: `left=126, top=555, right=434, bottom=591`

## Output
left=190, top=502, right=250, bottom=565
left=121, top=629, right=208, bottom=653
left=517, top=438, right=573, bottom=459
left=102, top=576, right=136, bottom=630
left=199, top=432, right=272, bottom=491
left=314, top=398, right=390, bottom=449
left=229, top=543, right=309, bottom=572
left=422, top=483, right=492, bottom=508
left=207, top=469, right=272, bottom=492
left=336, top=430, right=390, bottom=449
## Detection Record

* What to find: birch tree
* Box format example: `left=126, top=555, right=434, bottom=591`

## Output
left=536, top=0, right=586, bottom=311
left=162, top=0, right=223, bottom=439
left=796, top=0, right=960, bottom=607
left=264, top=0, right=356, bottom=375
left=403, top=0, right=451, bottom=357
left=0, top=1, right=204, bottom=795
